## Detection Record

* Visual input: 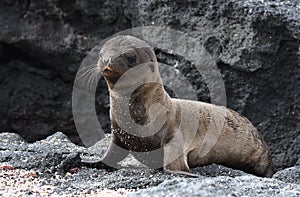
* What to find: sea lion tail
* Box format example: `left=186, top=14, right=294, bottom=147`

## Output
left=254, top=154, right=276, bottom=178
left=263, top=160, right=276, bottom=178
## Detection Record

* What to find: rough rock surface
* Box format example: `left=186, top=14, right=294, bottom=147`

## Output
left=0, top=132, right=299, bottom=196
left=0, top=0, right=299, bottom=172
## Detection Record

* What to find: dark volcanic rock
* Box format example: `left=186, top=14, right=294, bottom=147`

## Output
left=273, top=166, right=300, bottom=184
left=129, top=176, right=300, bottom=197
left=0, top=0, right=299, bottom=171
left=0, top=132, right=299, bottom=196
left=0, top=0, right=130, bottom=144
left=0, top=132, right=83, bottom=174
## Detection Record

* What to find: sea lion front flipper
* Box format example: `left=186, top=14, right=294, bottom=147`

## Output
left=82, top=134, right=129, bottom=170
left=81, top=159, right=118, bottom=171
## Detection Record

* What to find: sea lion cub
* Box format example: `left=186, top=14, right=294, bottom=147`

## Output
left=82, top=35, right=275, bottom=177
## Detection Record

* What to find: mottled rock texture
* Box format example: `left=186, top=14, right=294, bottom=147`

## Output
left=0, top=0, right=299, bottom=171
left=0, top=132, right=299, bottom=196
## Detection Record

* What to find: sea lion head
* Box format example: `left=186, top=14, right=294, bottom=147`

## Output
left=98, top=35, right=157, bottom=89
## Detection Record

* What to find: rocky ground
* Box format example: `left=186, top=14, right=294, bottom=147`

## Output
left=0, top=0, right=300, bottom=172
left=0, top=132, right=299, bottom=196
left=0, top=0, right=299, bottom=196
left=0, top=0, right=299, bottom=170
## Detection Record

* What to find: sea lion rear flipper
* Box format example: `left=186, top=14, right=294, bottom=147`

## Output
left=163, top=168, right=199, bottom=178
left=163, top=129, right=198, bottom=177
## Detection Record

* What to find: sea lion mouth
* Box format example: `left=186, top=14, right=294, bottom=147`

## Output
left=102, top=67, right=115, bottom=76
left=102, top=66, right=120, bottom=84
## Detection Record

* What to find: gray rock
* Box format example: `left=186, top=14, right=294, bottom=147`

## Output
left=191, top=164, right=247, bottom=177
left=0, top=0, right=299, bottom=171
left=273, top=166, right=300, bottom=184
left=1, top=132, right=300, bottom=196
left=130, top=175, right=300, bottom=197
left=0, top=132, right=84, bottom=174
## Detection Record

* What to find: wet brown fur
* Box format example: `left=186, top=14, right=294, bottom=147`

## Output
left=83, top=35, right=276, bottom=177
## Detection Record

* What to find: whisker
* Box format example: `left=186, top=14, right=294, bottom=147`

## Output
left=76, top=69, right=92, bottom=82
left=75, top=63, right=103, bottom=90
left=76, top=64, right=97, bottom=75
left=76, top=65, right=98, bottom=82
left=92, top=69, right=101, bottom=88
left=87, top=72, right=94, bottom=88
left=86, top=67, right=101, bottom=89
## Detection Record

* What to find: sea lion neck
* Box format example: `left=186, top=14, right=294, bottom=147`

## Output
left=109, top=82, right=169, bottom=104
left=109, top=82, right=171, bottom=126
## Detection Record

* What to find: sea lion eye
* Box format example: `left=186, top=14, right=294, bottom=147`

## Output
left=127, top=55, right=136, bottom=65
left=99, top=52, right=103, bottom=58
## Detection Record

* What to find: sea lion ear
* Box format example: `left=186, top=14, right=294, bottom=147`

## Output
left=143, top=47, right=157, bottom=62
left=149, top=64, right=155, bottom=72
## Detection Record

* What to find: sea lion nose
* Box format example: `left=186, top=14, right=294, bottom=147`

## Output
left=103, top=58, right=111, bottom=66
